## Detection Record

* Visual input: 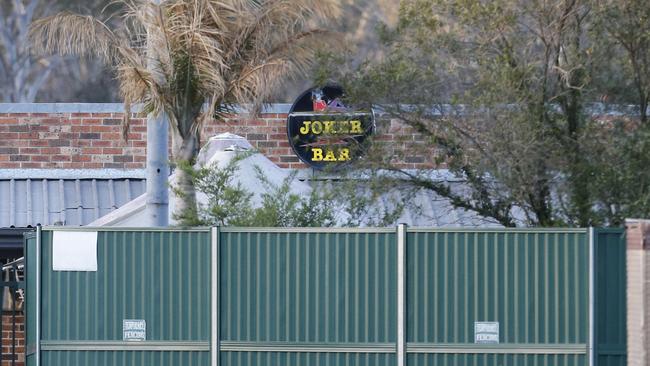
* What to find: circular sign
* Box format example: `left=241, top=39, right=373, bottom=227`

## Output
left=287, top=85, right=374, bottom=170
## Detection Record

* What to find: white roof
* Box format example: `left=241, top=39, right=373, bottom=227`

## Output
left=89, top=133, right=311, bottom=226
left=90, top=133, right=507, bottom=227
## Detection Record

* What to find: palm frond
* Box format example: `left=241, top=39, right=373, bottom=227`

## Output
left=225, top=27, right=342, bottom=113
left=30, top=0, right=342, bottom=151
left=29, top=11, right=120, bottom=64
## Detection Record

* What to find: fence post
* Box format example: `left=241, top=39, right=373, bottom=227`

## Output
left=35, top=225, right=41, bottom=366
left=589, top=227, right=595, bottom=366
left=397, top=224, right=407, bottom=366
left=211, top=227, right=220, bottom=366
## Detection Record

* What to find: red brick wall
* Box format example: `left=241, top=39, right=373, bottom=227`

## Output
left=1, top=313, right=23, bottom=366
left=0, top=113, right=146, bottom=169
left=0, top=111, right=437, bottom=170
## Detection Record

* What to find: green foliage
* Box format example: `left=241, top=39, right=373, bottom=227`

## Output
left=184, top=157, right=254, bottom=226
left=321, top=0, right=650, bottom=227
left=593, top=0, right=650, bottom=122
left=183, top=157, right=404, bottom=227
left=578, top=122, right=650, bottom=225
left=242, top=167, right=336, bottom=227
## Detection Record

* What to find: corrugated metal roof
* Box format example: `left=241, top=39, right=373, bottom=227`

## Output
left=0, top=178, right=145, bottom=227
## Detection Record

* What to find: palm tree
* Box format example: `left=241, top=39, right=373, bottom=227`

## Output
left=29, top=0, right=339, bottom=222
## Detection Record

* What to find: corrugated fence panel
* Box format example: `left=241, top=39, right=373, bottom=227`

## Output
left=41, top=351, right=210, bottom=366
left=219, top=229, right=397, bottom=365
left=37, top=229, right=211, bottom=365
left=219, top=352, right=396, bottom=365
left=406, top=230, right=589, bottom=365
left=407, top=354, right=587, bottom=366
left=26, top=227, right=625, bottom=366
left=595, top=229, right=626, bottom=366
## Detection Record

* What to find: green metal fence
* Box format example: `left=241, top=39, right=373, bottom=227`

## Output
left=406, top=229, right=590, bottom=366
left=219, top=228, right=397, bottom=366
left=26, top=229, right=212, bottom=366
left=25, top=226, right=626, bottom=366
left=594, top=228, right=626, bottom=366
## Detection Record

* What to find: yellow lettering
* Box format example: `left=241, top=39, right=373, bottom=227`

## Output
left=311, top=121, right=323, bottom=134
left=297, top=118, right=366, bottom=136
left=338, top=121, right=349, bottom=133
left=350, top=120, right=363, bottom=134
left=311, top=148, right=323, bottom=161
left=323, top=149, right=337, bottom=161
left=338, top=148, right=350, bottom=161
left=323, top=121, right=335, bottom=134
left=299, top=121, right=311, bottom=135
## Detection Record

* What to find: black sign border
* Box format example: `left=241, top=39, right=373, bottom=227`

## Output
left=286, top=86, right=375, bottom=171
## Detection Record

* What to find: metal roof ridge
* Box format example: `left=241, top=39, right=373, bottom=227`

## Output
left=0, top=103, right=293, bottom=114
left=0, top=102, right=647, bottom=116
left=0, top=169, right=146, bottom=180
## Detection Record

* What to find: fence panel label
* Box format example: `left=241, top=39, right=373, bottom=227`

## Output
left=475, top=321, right=499, bottom=344
left=123, top=319, right=146, bottom=341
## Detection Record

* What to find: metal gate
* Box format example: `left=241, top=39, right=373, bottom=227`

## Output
left=25, top=226, right=625, bottom=366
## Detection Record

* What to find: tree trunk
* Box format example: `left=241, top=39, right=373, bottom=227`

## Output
left=170, top=126, right=200, bottom=224
left=529, top=159, right=554, bottom=226
left=172, top=159, right=198, bottom=223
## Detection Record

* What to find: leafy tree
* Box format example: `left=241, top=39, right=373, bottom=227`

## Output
left=321, top=0, right=650, bottom=227
left=594, top=0, right=650, bottom=123
left=176, top=157, right=255, bottom=226
left=29, top=0, right=339, bottom=221
left=245, top=167, right=337, bottom=227
left=578, top=120, right=650, bottom=225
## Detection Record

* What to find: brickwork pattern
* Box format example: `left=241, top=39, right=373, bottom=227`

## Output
left=1, top=313, right=23, bottom=366
left=626, top=219, right=650, bottom=366
left=0, top=113, right=146, bottom=169
left=0, top=112, right=438, bottom=170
